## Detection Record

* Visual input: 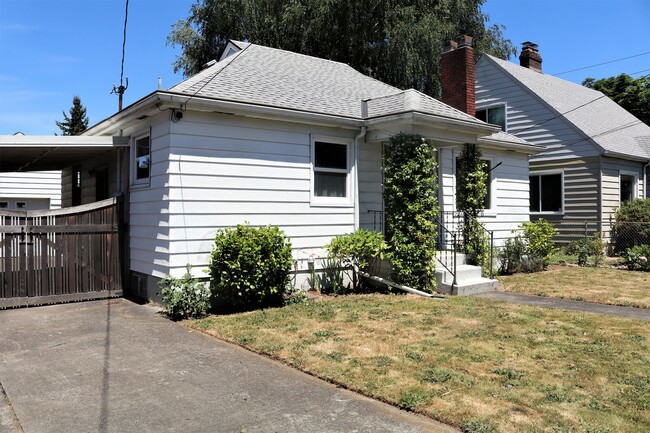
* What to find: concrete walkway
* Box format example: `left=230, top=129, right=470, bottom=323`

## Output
left=474, top=291, right=650, bottom=321
left=0, top=299, right=457, bottom=433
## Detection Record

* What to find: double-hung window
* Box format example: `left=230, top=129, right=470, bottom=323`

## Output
left=620, top=172, right=638, bottom=203
left=476, top=105, right=507, bottom=132
left=530, top=171, right=563, bottom=213
left=312, top=138, right=352, bottom=205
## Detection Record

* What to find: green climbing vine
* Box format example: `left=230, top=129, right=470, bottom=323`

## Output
left=383, top=133, right=438, bottom=291
left=456, top=143, right=490, bottom=271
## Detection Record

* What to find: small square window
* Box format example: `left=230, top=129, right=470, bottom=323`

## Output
left=0, top=202, right=8, bottom=209
left=530, top=172, right=563, bottom=213
left=476, top=106, right=506, bottom=131
left=16, top=202, right=26, bottom=209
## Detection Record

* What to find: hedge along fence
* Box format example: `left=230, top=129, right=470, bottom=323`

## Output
left=383, top=133, right=438, bottom=292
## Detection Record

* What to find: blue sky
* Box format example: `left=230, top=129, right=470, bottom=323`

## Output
left=0, top=0, right=648, bottom=135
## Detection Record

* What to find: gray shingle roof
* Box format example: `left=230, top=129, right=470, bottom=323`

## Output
left=485, top=55, right=650, bottom=159
left=168, top=42, right=487, bottom=126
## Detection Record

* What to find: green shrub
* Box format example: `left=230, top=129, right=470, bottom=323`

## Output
left=326, top=229, right=388, bottom=291
left=565, top=233, right=606, bottom=267
left=611, top=199, right=650, bottom=254
left=623, top=245, right=650, bottom=271
left=521, top=219, right=558, bottom=268
left=158, top=264, right=211, bottom=320
left=384, top=133, right=438, bottom=291
left=498, top=236, right=526, bottom=275
left=209, top=224, right=293, bottom=311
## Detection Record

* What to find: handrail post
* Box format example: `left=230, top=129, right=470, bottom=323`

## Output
left=452, top=232, right=457, bottom=291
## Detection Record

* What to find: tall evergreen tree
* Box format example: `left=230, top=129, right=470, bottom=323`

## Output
left=167, top=0, right=515, bottom=99
left=56, top=96, right=89, bottom=136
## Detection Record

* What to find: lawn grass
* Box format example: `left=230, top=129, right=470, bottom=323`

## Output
left=499, top=265, right=650, bottom=309
left=189, top=295, right=650, bottom=433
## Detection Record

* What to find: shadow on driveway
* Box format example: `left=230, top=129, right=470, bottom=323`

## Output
left=0, top=299, right=456, bottom=433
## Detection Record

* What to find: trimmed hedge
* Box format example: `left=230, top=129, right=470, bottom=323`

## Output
left=209, top=224, right=293, bottom=311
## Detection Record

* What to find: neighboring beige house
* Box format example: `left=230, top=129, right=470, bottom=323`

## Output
left=474, top=42, right=650, bottom=241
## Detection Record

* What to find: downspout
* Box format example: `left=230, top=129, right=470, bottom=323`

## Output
left=354, top=100, right=369, bottom=230
left=353, top=126, right=366, bottom=230
left=643, top=161, right=650, bottom=198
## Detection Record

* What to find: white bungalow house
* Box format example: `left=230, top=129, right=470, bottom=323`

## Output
left=473, top=42, right=650, bottom=242
left=0, top=40, right=541, bottom=301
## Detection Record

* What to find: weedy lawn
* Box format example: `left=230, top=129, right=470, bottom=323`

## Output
left=189, top=295, right=650, bottom=433
left=499, top=265, right=650, bottom=309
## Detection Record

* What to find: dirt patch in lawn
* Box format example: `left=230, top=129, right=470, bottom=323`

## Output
left=499, top=265, right=650, bottom=309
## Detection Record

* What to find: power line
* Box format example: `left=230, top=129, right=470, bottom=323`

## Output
left=552, top=51, right=650, bottom=76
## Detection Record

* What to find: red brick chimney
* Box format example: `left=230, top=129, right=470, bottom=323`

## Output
left=440, top=35, right=475, bottom=116
left=519, top=41, right=543, bottom=73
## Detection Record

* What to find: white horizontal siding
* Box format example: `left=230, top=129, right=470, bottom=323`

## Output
left=0, top=171, right=61, bottom=209
left=159, top=112, right=357, bottom=278
left=359, top=141, right=383, bottom=231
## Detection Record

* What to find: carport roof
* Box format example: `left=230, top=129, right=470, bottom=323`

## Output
left=0, top=135, right=129, bottom=172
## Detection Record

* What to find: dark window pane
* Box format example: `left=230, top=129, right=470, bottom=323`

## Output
left=530, top=175, right=540, bottom=212
left=476, top=110, right=487, bottom=122
left=315, top=172, right=346, bottom=197
left=620, top=175, right=635, bottom=202
left=315, top=142, right=347, bottom=169
left=487, top=106, right=506, bottom=131
left=135, top=136, right=150, bottom=180
left=540, top=174, right=562, bottom=212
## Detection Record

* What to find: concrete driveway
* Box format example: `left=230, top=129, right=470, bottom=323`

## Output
left=0, top=299, right=456, bottom=433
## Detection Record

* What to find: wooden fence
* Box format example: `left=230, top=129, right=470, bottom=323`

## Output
left=0, top=197, right=123, bottom=308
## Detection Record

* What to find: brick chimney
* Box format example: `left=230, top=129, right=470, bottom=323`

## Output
left=440, top=35, right=475, bottom=116
left=519, top=41, right=543, bottom=73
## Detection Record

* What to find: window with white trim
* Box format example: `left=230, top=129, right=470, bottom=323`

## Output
left=476, top=105, right=506, bottom=132
left=311, top=138, right=352, bottom=205
left=133, top=134, right=151, bottom=184
left=530, top=172, right=563, bottom=213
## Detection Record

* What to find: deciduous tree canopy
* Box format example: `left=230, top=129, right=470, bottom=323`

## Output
left=583, top=74, right=650, bottom=125
left=167, top=0, right=515, bottom=98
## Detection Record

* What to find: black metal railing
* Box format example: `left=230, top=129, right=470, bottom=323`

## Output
left=367, top=209, right=386, bottom=236
left=437, top=210, right=495, bottom=279
left=433, top=215, right=458, bottom=290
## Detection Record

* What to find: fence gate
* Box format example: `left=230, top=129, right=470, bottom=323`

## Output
left=0, top=197, right=123, bottom=309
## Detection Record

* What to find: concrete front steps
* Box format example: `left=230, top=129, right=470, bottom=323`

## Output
left=435, top=253, right=498, bottom=296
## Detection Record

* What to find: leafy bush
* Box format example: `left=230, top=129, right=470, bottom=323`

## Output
left=498, top=237, right=526, bottom=275
left=521, top=219, right=558, bottom=268
left=158, top=264, right=211, bottom=320
left=384, top=133, right=438, bottom=291
left=209, top=224, right=293, bottom=311
left=566, top=234, right=605, bottom=267
left=326, top=229, right=388, bottom=291
left=611, top=199, right=650, bottom=254
left=623, top=245, right=650, bottom=271
left=322, top=257, right=345, bottom=294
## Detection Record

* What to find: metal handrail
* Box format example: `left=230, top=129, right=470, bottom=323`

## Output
left=433, top=216, right=458, bottom=291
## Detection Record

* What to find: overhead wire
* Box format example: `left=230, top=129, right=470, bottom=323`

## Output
left=551, top=51, right=650, bottom=76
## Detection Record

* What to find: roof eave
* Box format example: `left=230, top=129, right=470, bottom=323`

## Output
left=478, top=136, right=544, bottom=155
left=603, top=150, right=650, bottom=162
